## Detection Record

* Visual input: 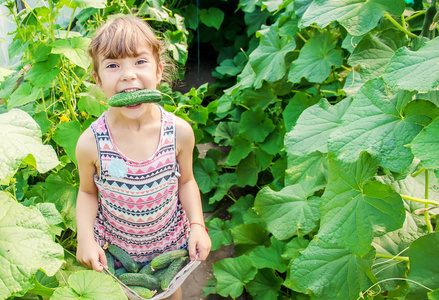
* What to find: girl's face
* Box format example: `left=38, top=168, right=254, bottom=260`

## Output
left=94, top=43, right=163, bottom=111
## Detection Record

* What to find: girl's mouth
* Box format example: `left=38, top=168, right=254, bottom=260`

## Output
left=126, top=103, right=142, bottom=109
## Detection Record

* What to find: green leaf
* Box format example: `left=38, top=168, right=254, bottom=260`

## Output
left=77, top=85, right=108, bottom=117
left=287, top=237, right=376, bottom=300
left=328, top=77, right=421, bottom=173
left=0, top=109, right=59, bottom=184
left=0, top=192, right=64, bottom=299
left=193, top=158, right=219, bottom=193
left=36, top=203, right=63, bottom=226
left=249, top=236, right=288, bottom=272
left=69, top=0, right=106, bottom=9
left=282, top=236, right=309, bottom=261
left=236, top=152, right=259, bottom=187
left=25, top=54, right=60, bottom=88
left=255, top=178, right=323, bottom=240
left=285, top=151, right=328, bottom=186
left=300, top=0, right=405, bottom=36
left=411, top=117, right=439, bottom=169
left=384, top=37, right=439, bottom=92
left=348, top=29, right=408, bottom=81
left=228, top=195, right=259, bottom=226
left=239, top=107, right=275, bottom=142
left=285, top=97, right=350, bottom=156
left=227, top=135, right=252, bottom=166
left=342, top=70, right=365, bottom=97
left=8, top=82, right=42, bottom=109
left=372, top=230, right=410, bottom=292
left=231, top=223, right=269, bottom=250
left=199, top=7, right=225, bottom=30
left=51, top=270, right=127, bottom=299
left=28, top=270, right=59, bottom=298
left=209, top=173, right=237, bottom=204
left=319, top=153, right=405, bottom=256
left=206, top=218, right=232, bottom=251
left=246, top=268, right=283, bottom=300
left=45, top=170, right=78, bottom=231
left=248, top=27, right=296, bottom=88
left=289, top=32, right=343, bottom=83
left=429, top=289, right=439, bottom=300
left=53, top=120, right=82, bottom=165
left=51, top=37, right=91, bottom=69
left=283, top=92, right=319, bottom=132
left=214, top=122, right=240, bottom=146
left=213, top=255, right=258, bottom=298
left=406, top=232, right=439, bottom=299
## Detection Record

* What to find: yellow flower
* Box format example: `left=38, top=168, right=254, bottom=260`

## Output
left=81, top=111, right=87, bottom=117
left=58, top=115, right=70, bottom=122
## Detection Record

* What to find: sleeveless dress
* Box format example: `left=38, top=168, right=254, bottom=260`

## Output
left=90, top=105, right=189, bottom=263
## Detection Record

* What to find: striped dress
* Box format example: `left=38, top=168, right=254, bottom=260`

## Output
left=90, top=106, right=188, bottom=263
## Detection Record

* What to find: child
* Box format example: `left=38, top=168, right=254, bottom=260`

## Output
left=75, top=15, right=211, bottom=299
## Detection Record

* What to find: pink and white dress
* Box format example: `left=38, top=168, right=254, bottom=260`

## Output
left=90, top=106, right=189, bottom=263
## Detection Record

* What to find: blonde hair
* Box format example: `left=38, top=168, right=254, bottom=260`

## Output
left=88, top=15, right=175, bottom=84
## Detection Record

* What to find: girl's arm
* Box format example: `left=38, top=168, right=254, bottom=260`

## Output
left=175, top=117, right=211, bottom=261
left=75, top=128, right=107, bottom=271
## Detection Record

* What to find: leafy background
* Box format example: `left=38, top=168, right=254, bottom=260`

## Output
left=1, top=0, right=439, bottom=299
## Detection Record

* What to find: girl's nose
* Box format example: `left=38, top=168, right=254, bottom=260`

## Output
left=121, top=68, right=136, bottom=81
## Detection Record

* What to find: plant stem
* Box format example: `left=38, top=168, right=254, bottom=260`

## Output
left=424, top=170, right=434, bottom=233
left=384, top=14, right=419, bottom=38
left=411, top=167, right=425, bottom=177
left=400, top=194, right=439, bottom=206
left=375, top=253, right=409, bottom=262
left=296, top=32, right=307, bottom=43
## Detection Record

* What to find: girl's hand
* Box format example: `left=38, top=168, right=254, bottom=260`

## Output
left=76, top=238, right=107, bottom=272
left=188, top=224, right=211, bottom=261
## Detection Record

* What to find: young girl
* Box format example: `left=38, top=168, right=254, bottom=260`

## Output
left=75, top=15, right=211, bottom=299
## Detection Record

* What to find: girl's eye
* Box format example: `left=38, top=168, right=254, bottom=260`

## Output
left=106, top=63, right=118, bottom=69
left=136, top=59, right=147, bottom=65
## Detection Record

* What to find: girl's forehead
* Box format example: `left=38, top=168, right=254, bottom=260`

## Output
left=98, top=42, right=155, bottom=60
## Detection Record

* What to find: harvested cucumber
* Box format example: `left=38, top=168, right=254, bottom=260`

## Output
left=119, top=273, right=160, bottom=290
left=108, top=245, right=139, bottom=273
left=139, top=262, right=154, bottom=275
left=104, top=250, right=115, bottom=274
left=160, top=256, right=188, bottom=290
left=151, top=249, right=188, bottom=270
left=108, top=89, right=162, bottom=107
left=128, top=286, right=154, bottom=299
left=115, top=267, right=128, bottom=277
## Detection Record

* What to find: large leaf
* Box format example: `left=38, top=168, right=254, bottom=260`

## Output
left=0, top=192, right=64, bottom=299
left=287, top=237, right=376, bottom=300
left=248, top=236, right=288, bottom=272
left=328, top=77, right=424, bottom=173
left=255, top=178, right=324, bottom=240
left=24, top=54, right=61, bottom=88
left=199, top=7, right=225, bottom=30
left=51, top=37, right=91, bottom=69
left=246, top=268, right=283, bottom=300
left=248, top=27, right=296, bottom=88
left=285, top=97, right=350, bottom=156
left=193, top=158, right=219, bottom=193
left=406, top=232, right=439, bottom=299
left=0, top=109, right=59, bottom=184
left=285, top=151, right=328, bottom=186
left=213, top=255, right=258, bottom=298
left=384, top=37, right=439, bottom=92
left=51, top=270, right=127, bottom=299
left=7, top=82, right=42, bottom=109
left=289, top=32, right=343, bottom=83
left=206, top=218, right=232, bottom=251
left=411, top=117, right=439, bottom=169
left=45, top=170, right=79, bottom=231
left=319, top=153, right=405, bottom=256
left=68, top=0, right=106, bottom=9
left=53, top=120, right=82, bottom=165
left=348, top=29, right=408, bottom=81
left=300, top=0, right=405, bottom=36
left=239, top=107, right=275, bottom=143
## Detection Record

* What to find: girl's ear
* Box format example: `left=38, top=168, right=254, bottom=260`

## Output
left=156, top=62, right=163, bottom=85
left=93, top=71, right=103, bottom=89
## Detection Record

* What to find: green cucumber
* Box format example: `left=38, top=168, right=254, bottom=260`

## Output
left=150, top=249, right=188, bottom=270
left=128, top=286, right=154, bottom=299
left=139, top=262, right=154, bottom=275
left=107, top=89, right=162, bottom=107
left=119, top=273, right=160, bottom=290
left=104, top=250, right=115, bottom=274
left=115, top=267, right=128, bottom=277
left=160, top=256, right=189, bottom=290
left=108, top=245, right=139, bottom=273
